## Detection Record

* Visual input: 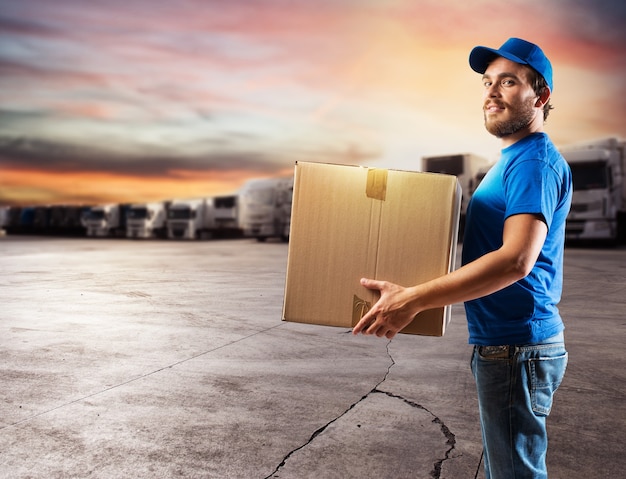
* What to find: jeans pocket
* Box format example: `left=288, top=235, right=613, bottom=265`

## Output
left=528, top=352, right=568, bottom=416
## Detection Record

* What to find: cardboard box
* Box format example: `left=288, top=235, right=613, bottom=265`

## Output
left=282, top=161, right=461, bottom=336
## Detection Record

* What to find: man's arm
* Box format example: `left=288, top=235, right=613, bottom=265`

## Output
left=352, top=213, right=548, bottom=339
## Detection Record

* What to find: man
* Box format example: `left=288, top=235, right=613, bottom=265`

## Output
left=353, top=38, right=572, bottom=479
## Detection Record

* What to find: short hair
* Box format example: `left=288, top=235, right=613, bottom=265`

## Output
left=526, top=67, right=554, bottom=121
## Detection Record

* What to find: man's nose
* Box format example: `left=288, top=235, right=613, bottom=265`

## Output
left=485, top=83, right=500, bottom=98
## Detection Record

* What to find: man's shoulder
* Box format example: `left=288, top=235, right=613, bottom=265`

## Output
left=507, top=133, right=566, bottom=168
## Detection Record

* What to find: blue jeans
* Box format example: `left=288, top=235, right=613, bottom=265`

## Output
left=471, top=332, right=567, bottom=479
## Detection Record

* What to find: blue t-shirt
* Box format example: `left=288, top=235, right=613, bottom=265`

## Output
left=462, top=133, right=572, bottom=346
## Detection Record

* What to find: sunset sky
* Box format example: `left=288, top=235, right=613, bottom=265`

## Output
left=1, top=0, right=625, bottom=206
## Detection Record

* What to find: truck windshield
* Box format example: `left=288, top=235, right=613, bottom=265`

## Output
left=569, top=161, right=608, bottom=190
left=246, top=189, right=274, bottom=206
left=128, top=208, right=149, bottom=219
left=168, top=208, right=194, bottom=220
left=215, top=196, right=236, bottom=209
left=88, top=210, right=105, bottom=220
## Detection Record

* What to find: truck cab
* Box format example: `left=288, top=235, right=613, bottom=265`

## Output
left=127, top=202, right=168, bottom=239
left=238, top=177, right=293, bottom=242
left=85, top=204, right=127, bottom=237
left=166, top=198, right=214, bottom=240
left=561, top=138, right=625, bottom=243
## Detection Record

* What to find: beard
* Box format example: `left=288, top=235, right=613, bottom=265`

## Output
left=484, top=97, right=536, bottom=138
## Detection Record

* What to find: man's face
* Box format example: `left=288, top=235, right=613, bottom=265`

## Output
left=482, top=57, right=539, bottom=138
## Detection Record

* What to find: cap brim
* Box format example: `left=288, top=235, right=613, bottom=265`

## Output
left=469, top=46, right=529, bottom=74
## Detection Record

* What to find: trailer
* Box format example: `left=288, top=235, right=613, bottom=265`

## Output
left=166, top=198, right=215, bottom=240
left=560, top=137, right=626, bottom=244
left=4, top=206, right=22, bottom=235
left=212, top=194, right=243, bottom=238
left=126, top=202, right=169, bottom=239
left=48, top=205, right=88, bottom=236
left=238, top=177, right=293, bottom=242
left=18, top=207, right=35, bottom=234
left=33, top=206, right=51, bottom=233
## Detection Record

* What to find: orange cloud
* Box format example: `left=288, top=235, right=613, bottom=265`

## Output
left=0, top=167, right=292, bottom=207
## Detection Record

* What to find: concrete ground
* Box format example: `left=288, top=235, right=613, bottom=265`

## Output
left=0, top=236, right=624, bottom=479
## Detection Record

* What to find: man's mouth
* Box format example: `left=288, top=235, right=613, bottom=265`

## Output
left=485, top=103, right=505, bottom=114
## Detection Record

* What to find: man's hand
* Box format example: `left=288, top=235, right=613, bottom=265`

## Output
left=352, top=278, right=420, bottom=339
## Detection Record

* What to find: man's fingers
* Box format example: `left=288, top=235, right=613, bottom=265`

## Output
left=353, top=312, right=374, bottom=335
left=360, top=277, right=382, bottom=290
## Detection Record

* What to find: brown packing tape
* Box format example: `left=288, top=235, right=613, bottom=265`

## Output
left=352, top=295, right=371, bottom=327
left=366, top=168, right=387, bottom=201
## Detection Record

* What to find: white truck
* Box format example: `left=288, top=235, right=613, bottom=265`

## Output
left=560, top=137, right=626, bottom=244
left=212, top=194, right=242, bottom=238
left=166, top=198, right=215, bottom=240
left=126, top=202, right=169, bottom=239
left=422, top=153, right=491, bottom=236
left=238, top=177, right=293, bottom=242
left=85, top=203, right=128, bottom=237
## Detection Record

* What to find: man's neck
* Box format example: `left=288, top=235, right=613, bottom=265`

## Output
left=500, top=120, right=544, bottom=149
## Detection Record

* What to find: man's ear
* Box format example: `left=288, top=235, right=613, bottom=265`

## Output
left=536, top=87, right=551, bottom=107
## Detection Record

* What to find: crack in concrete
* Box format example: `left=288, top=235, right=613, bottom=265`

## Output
left=265, top=340, right=458, bottom=479
left=373, top=389, right=457, bottom=479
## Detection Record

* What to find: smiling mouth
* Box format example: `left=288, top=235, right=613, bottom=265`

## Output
left=485, top=104, right=504, bottom=114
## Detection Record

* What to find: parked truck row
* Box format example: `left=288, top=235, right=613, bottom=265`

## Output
left=1, top=177, right=294, bottom=242
left=2, top=139, right=623, bottom=245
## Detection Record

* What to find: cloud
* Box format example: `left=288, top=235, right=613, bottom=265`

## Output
left=1, top=0, right=624, bottom=207
left=556, top=0, right=626, bottom=44
left=0, top=133, right=290, bottom=177
left=0, top=14, right=59, bottom=37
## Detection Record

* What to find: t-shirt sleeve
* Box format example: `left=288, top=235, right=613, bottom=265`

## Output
left=503, top=159, right=560, bottom=229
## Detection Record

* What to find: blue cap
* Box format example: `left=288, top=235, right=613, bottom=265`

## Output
left=469, top=38, right=553, bottom=92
